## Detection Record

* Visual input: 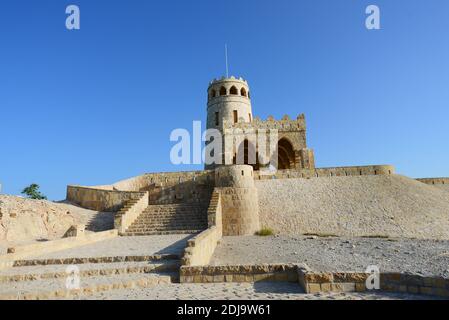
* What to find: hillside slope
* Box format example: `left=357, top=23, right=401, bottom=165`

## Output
left=0, top=195, right=113, bottom=252
left=256, top=175, right=449, bottom=239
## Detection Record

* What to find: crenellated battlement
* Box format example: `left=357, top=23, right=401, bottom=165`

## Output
left=222, top=113, right=307, bottom=131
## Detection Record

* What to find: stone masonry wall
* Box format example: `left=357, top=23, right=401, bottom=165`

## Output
left=66, top=186, right=146, bottom=212
left=417, top=177, right=449, bottom=193
left=181, top=190, right=222, bottom=267
left=253, top=165, right=395, bottom=180
left=216, top=166, right=260, bottom=236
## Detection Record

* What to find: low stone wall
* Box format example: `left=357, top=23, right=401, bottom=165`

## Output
left=180, top=264, right=299, bottom=283
left=180, top=263, right=449, bottom=298
left=114, top=192, right=149, bottom=234
left=417, top=177, right=449, bottom=185
left=417, top=178, right=449, bottom=192
left=66, top=186, right=146, bottom=212
left=254, top=165, right=394, bottom=180
left=299, top=269, right=449, bottom=298
left=181, top=191, right=222, bottom=267
left=112, top=170, right=215, bottom=191
left=0, top=230, right=118, bottom=269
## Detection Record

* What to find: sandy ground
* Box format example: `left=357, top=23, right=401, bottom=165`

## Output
left=211, top=236, right=449, bottom=277
left=85, top=282, right=440, bottom=300
left=256, top=175, right=449, bottom=239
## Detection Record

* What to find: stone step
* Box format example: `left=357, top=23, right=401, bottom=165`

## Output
left=12, top=254, right=179, bottom=267
left=126, top=227, right=207, bottom=233
left=130, top=220, right=206, bottom=225
left=123, top=230, right=203, bottom=236
left=0, top=272, right=176, bottom=300
left=133, top=214, right=206, bottom=218
left=141, top=211, right=206, bottom=215
left=0, top=261, right=179, bottom=284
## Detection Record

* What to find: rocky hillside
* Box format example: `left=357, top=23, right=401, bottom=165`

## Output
left=0, top=195, right=113, bottom=252
left=256, top=175, right=449, bottom=239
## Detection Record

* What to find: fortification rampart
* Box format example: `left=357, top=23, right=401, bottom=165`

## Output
left=253, top=165, right=395, bottom=180
left=417, top=178, right=449, bottom=186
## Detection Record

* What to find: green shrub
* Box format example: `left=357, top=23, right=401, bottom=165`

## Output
left=21, top=184, right=47, bottom=200
left=255, top=227, right=274, bottom=236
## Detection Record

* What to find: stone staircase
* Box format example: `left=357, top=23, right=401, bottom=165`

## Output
left=122, top=202, right=209, bottom=236
left=0, top=254, right=180, bottom=300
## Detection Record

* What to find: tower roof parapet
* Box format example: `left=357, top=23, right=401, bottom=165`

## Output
left=209, top=76, right=248, bottom=87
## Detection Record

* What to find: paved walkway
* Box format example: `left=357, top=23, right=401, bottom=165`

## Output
left=86, top=282, right=440, bottom=300
left=29, top=235, right=194, bottom=259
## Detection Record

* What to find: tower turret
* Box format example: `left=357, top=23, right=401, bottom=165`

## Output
left=206, top=76, right=253, bottom=130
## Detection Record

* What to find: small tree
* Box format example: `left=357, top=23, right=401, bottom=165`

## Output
left=21, top=184, right=47, bottom=200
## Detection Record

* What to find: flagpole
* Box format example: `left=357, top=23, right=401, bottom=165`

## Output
left=225, top=44, right=229, bottom=78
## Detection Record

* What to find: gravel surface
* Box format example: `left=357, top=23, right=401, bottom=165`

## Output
left=86, top=282, right=440, bottom=300
left=29, top=234, right=194, bottom=259
left=211, top=236, right=449, bottom=277
left=256, top=175, right=449, bottom=239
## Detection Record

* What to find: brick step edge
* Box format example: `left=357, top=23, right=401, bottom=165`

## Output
left=12, top=254, right=180, bottom=267
left=0, top=274, right=176, bottom=300
left=0, top=263, right=180, bottom=284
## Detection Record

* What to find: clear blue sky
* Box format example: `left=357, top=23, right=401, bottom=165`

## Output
left=1, top=0, right=448, bottom=200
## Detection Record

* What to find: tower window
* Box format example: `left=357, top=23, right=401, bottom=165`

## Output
left=233, top=110, right=238, bottom=123
left=249, top=113, right=252, bottom=122
left=241, top=88, right=247, bottom=97
left=220, top=86, right=227, bottom=96
left=215, top=112, right=219, bottom=126
left=209, top=89, right=216, bottom=99
left=230, top=86, right=238, bottom=95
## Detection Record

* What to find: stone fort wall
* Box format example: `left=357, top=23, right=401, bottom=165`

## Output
left=417, top=178, right=449, bottom=192
left=66, top=165, right=394, bottom=213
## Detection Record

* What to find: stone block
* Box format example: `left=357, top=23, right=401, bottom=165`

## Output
left=304, top=273, right=333, bottom=283
left=213, top=275, right=225, bottom=283
left=225, top=274, right=234, bottom=282
left=307, top=283, right=321, bottom=294
left=419, top=286, right=433, bottom=296
left=274, top=272, right=288, bottom=282
left=407, top=286, right=419, bottom=294
left=355, top=283, right=367, bottom=292
left=233, top=274, right=247, bottom=282
left=433, top=278, right=447, bottom=288
left=320, top=283, right=332, bottom=292
left=331, top=283, right=356, bottom=292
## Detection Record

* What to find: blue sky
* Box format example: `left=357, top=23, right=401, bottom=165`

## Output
left=1, top=0, right=448, bottom=200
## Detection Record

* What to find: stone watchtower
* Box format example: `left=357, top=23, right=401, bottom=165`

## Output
left=206, top=77, right=253, bottom=170
left=205, top=77, right=261, bottom=235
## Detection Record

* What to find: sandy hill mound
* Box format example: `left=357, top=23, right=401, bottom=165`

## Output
left=256, top=175, right=449, bottom=240
left=0, top=195, right=113, bottom=252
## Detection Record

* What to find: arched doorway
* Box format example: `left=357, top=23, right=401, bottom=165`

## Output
left=233, top=139, right=259, bottom=170
left=278, top=138, right=295, bottom=170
